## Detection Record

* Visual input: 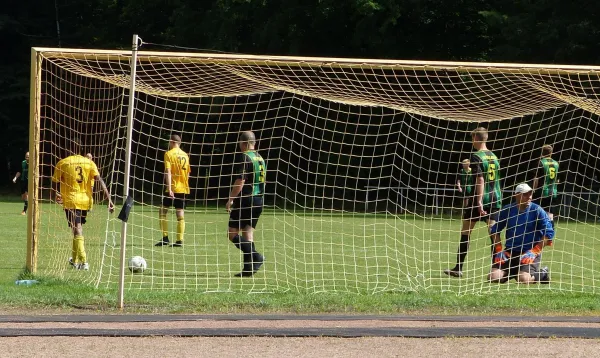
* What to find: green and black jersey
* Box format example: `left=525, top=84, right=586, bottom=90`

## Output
left=21, top=160, right=28, bottom=181
left=536, top=157, right=559, bottom=198
left=459, top=167, right=474, bottom=196
left=471, top=150, right=502, bottom=209
left=235, top=150, right=266, bottom=196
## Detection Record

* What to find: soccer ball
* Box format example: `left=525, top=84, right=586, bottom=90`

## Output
left=128, top=256, right=147, bottom=273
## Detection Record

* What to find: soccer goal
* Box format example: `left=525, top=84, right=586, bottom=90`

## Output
left=28, top=35, right=600, bottom=304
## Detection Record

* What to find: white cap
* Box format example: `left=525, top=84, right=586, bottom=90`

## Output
left=514, top=183, right=533, bottom=194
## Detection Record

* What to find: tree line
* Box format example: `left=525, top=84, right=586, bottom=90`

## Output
left=1, top=0, right=599, bottom=186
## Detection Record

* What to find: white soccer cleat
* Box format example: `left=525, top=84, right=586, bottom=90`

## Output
left=78, top=263, right=89, bottom=271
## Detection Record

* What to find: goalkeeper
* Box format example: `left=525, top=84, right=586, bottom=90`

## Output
left=488, top=183, right=553, bottom=284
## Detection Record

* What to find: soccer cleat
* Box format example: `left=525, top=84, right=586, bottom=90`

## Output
left=170, top=241, right=183, bottom=247
left=77, top=263, right=89, bottom=271
left=68, top=257, right=76, bottom=268
left=21, top=211, right=26, bottom=216
left=252, top=253, right=264, bottom=273
left=155, top=236, right=170, bottom=247
left=234, top=263, right=255, bottom=277
left=538, top=266, right=550, bottom=284
left=443, top=268, right=463, bottom=278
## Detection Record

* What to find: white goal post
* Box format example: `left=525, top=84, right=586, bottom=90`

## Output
left=28, top=36, right=600, bottom=304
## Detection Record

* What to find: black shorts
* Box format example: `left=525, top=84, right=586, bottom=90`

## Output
left=538, top=195, right=560, bottom=215
left=463, top=203, right=500, bottom=222
left=229, top=196, right=263, bottom=229
left=162, top=193, right=186, bottom=210
left=20, top=181, right=28, bottom=194
left=64, top=209, right=88, bottom=228
left=492, top=252, right=541, bottom=279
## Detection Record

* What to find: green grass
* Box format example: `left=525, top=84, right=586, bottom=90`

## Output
left=2, top=201, right=600, bottom=314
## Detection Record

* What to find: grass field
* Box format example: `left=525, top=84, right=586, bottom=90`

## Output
left=2, top=200, right=600, bottom=314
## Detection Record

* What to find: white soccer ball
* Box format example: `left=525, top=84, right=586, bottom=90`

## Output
left=128, top=256, right=147, bottom=273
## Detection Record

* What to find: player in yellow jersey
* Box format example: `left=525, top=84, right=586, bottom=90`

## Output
left=155, top=134, right=191, bottom=247
left=52, top=141, right=114, bottom=270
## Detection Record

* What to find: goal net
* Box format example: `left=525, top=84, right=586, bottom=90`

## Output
left=30, top=46, right=600, bottom=295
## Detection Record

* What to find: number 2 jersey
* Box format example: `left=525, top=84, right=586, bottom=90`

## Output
left=471, top=150, right=502, bottom=209
left=52, top=155, right=99, bottom=210
left=164, top=147, right=191, bottom=194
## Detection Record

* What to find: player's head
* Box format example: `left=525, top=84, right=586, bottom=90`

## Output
left=86, top=153, right=93, bottom=161
left=461, top=158, right=470, bottom=170
left=514, top=183, right=533, bottom=207
left=238, top=131, right=256, bottom=151
left=471, top=127, right=488, bottom=149
left=541, top=144, right=553, bottom=158
left=169, top=134, right=181, bottom=149
left=25, top=152, right=29, bottom=163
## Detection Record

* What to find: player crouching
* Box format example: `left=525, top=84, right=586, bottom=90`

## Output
left=488, top=183, right=553, bottom=284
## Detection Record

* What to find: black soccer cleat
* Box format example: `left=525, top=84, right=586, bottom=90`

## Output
left=252, top=253, right=264, bottom=273
left=538, top=266, right=550, bottom=284
left=234, top=263, right=255, bottom=277
left=443, top=268, right=463, bottom=278
left=170, top=241, right=183, bottom=247
left=155, top=236, right=170, bottom=247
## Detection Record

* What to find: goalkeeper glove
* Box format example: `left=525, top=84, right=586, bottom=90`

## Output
left=521, top=243, right=543, bottom=265
left=493, top=244, right=509, bottom=264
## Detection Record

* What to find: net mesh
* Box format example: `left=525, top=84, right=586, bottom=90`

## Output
left=33, top=50, right=600, bottom=293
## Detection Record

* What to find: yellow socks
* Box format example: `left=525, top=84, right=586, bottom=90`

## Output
left=177, top=217, right=185, bottom=242
left=159, top=213, right=168, bottom=237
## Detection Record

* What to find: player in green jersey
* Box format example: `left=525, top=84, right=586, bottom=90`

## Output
left=12, top=151, right=29, bottom=215
left=456, top=158, right=474, bottom=209
left=533, top=145, right=560, bottom=228
left=445, top=127, right=503, bottom=278
left=226, top=131, right=265, bottom=277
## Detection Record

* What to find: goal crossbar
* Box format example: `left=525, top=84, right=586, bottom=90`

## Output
left=32, top=47, right=600, bottom=74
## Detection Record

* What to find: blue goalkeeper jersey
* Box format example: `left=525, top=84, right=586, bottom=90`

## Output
left=490, top=202, right=554, bottom=254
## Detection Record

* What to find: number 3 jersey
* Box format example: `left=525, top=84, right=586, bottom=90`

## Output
left=52, top=155, right=99, bottom=210
left=164, top=147, right=191, bottom=194
left=235, top=150, right=266, bottom=197
left=471, top=150, right=502, bottom=209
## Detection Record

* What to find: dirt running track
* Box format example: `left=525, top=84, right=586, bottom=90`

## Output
left=1, top=315, right=599, bottom=357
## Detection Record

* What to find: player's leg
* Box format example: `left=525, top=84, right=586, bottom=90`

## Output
left=228, top=204, right=253, bottom=276
left=170, top=195, right=185, bottom=247
left=488, top=267, right=507, bottom=283
left=246, top=196, right=264, bottom=273
left=20, top=182, right=28, bottom=215
left=485, top=209, right=499, bottom=259
left=66, top=209, right=88, bottom=270
left=156, top=197, right=172, bottom=246
left=527, top=254, right=550, bottom=284
left=444, top=217, right=477, bottom=277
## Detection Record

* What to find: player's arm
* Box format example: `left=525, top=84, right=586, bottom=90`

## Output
left=12, top=172, right=21, bottom=183
left=93, top=175, right=114, bottom=213
left=521, top=208, right=555, bottom=264
left=51, top=162, right=62, bottom=203
left=226, top=154, right=247, bottom=212
left=490, top=207, right=509, bottom=263
left=164, top=153, right=173, bottom=197
left=475, top=175, right=485, bottom=212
